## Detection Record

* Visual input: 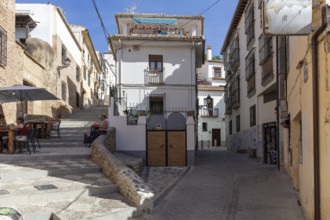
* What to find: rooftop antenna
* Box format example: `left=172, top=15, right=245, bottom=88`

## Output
left=125, top=4, right=137, bottom=14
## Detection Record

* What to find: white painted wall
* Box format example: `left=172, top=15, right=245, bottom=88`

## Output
left=119, top=45, right=196, bottom=111
left=16, top=3, right=81, bottom=65
left=16, top=4, right=52, bottom=44
left=223, top=0, right=277, bottom=151
left=198, top=90, right=226, bottom=146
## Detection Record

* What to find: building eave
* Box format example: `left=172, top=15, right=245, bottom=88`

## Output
left=109, top=34, right=204, bottom=41
left=115, top=13, right=204, bottom=20
left=220, top=0, right=248, bottom=54
left=56, top=7, right=82, bottom=52
left=82, top=29, right=102, bottom=73
left=198, top=85, right=225, bottom=91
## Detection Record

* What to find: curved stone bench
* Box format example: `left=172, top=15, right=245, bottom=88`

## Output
left=91, top=129, right=154, bottom=217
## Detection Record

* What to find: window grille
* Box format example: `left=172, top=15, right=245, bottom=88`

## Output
left=0, top=26, right=7, bottom=67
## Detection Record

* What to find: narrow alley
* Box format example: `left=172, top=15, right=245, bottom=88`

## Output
left=152, top=148, right=305, bottom=220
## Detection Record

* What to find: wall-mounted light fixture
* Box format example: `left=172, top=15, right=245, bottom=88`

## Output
left=57, top=57, right=71, bottom=71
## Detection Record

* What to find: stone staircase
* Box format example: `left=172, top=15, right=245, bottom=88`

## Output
left=0, top=106, right=138, bottom=220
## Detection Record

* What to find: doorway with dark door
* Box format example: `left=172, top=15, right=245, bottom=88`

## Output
left=212, top=128, right=221, bottom=147
left=263, top=122, right=277, bottom=165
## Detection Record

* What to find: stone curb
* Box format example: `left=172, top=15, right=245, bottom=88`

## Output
left=91, top=136, right=154, bottom=218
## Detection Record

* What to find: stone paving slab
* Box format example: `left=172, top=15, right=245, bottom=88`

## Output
left=18, top=192, right=134, bottom=220
left=143, top=166, right=189, bottom=203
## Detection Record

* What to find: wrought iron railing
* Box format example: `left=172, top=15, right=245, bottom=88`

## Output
left=145, top=68, right=164, bottom=84
left=199, top=107, right=219, bottom=117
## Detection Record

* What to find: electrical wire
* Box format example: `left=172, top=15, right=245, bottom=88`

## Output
left=91, top=0, right=109, bottom=45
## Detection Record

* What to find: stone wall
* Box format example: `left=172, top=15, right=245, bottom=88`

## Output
left=91, top=139, right=154, bottom=217
left=0, top=1, right=25, bottom=122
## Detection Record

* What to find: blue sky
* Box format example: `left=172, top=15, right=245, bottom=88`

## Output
left=16, top=0, right=238, bottom=56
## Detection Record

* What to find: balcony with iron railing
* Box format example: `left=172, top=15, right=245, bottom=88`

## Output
left=230, top=48, right=240, bottom=73
left=225, top=98, right=232, bottom=115
left=199, top=106, right=219, bottom=117
left=259, top=36, right=272, bottom=65
left=145, top=68, right=164, bottom=85
left=261, top=57, right=274, bottom=86
left=230, top=76, right=240, bottom=110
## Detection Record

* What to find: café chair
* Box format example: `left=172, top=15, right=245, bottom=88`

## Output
left=50, top=121, right=61, bottom=138
left=15, top=128, right=35, bottom=154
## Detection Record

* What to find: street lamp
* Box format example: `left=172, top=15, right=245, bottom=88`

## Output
left=206, top=94, right=212, bottom=105
left=206, top=94, right=213, bottom=116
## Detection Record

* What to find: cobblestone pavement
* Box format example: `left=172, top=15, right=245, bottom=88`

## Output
left=149, top=148, right=305, bottom=220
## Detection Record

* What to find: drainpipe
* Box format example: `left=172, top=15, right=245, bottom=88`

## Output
left=311, top=5, right=327, bottom=220
left=276, top=36, right=280, bottom=170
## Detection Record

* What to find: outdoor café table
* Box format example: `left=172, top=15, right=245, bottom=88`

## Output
left=27, top=121, right=48, bottom=139
left=0, top=129, right=14, bottom=154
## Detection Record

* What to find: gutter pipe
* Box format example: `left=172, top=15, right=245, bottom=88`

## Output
left=311, top=5, right=328, bottom=220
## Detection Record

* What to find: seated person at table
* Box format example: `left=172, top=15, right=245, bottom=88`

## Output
left=83, top=114, right=109, bottom=144
left=14, top=117, right=29, bottom=141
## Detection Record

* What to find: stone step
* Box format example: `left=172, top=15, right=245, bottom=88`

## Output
left=0, top=151, right=91, bottom=162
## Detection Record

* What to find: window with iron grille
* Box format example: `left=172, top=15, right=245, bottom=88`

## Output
left=61, top=82, right=67, bottom=101
left=88, top=73, right=91, bottom=86
left=230, top=75, right=240, bottom=109
left=259, top=35, right=273, bottom=65
left=0, top=26, right=7, bottom=67
left=76, top=66, right=81, bottom=82
left=261, top=57, right=274, bottom=86
left=149, top=55, right=163, bottom=72
left=149, top=95, right=164, bottom=114
left=83, top=66, right=87, bottom=80
left=229, top=120, right=232, bottom=135
left=61, top=45, right=67, bottom=65
left=230, top=35, right=240, bottom=73
left=236, top=115, right=240, bottom=132
left=247, top=74, right=256, bottom=97
left=245, top=48, right=255, bottom=81
left=250, top=105, right=256, bottom=127
left=202, top=122, right=207, bottom=132
left=213, top=67, right=222, bottom=78
left=245, top=2, right=255, bottom=50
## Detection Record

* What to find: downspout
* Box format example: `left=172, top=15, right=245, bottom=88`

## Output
left=276, top=37, right=280, bottom=170
left=311, top=5, right=327, bottom=220
left=119, top=39, right=122, bottom=100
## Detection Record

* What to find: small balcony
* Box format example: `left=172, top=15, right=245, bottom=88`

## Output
left=145, top=68, right=164, bottom=85
left=199, top=107, right=219, bottom=117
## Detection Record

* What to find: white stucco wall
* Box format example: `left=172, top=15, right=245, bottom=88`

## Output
left=198, top=90, right=226, bottom=147
left=16, top=3, right=81, bottom=65
left=224, top=0, right=277, bottom=153
left=118, top=45, right=196, bottom=111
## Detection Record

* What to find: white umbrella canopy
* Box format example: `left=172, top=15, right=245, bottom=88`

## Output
left=0, top=85, right=59, bottom=115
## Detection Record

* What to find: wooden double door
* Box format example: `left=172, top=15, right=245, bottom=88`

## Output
left=147, top=130, right=186, bottom=166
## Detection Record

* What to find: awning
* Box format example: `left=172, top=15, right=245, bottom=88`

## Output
left=133, top=17, right=177, bottom=25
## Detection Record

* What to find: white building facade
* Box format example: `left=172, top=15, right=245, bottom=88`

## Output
left=15, top=3, right=102, bottom=110
left=221, top=0, right=277, bottom=164
left=197, top=46, right=226, bottom=148
left=108, top=13, right=204, bottom=166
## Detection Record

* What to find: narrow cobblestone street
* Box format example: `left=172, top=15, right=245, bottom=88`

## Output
left=152, top=148, right=305, bottom=220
